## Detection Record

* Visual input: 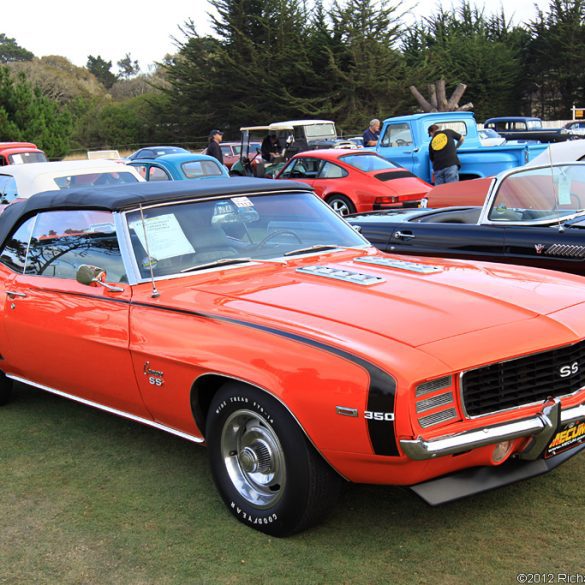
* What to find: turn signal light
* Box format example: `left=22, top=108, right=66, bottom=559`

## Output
left=492, top=440, right=513, bottom=464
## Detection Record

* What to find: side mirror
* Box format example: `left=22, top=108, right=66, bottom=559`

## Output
left=76, top=265, right=124, bottom=292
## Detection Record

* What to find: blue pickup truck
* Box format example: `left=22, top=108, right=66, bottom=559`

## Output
left=376, top=111, right=548, bottom=183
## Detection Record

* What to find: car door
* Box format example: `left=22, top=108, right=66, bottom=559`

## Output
left=312, top=161, right=348, bottom=192
left=379, top=123, right=416, bottom=170
left=0, top=209, right=150, bottom=417
left=385, top=220, right=507, bottom=262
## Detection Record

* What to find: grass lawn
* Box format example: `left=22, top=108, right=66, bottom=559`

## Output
left=1, top=382, right=583, bottom=585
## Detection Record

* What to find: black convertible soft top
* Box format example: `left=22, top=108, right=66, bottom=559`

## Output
left=0, top=177, right=311, bottom=247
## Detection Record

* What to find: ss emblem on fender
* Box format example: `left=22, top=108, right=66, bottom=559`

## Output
left=559, top=362, right=579, bottom=378
left=144, top=361, right=165, bottom=387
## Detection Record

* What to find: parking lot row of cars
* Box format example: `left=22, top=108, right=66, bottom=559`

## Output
left=1, top=130, right=585, bottom=536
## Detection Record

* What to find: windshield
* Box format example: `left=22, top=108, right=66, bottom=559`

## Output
left=341, top=154, right=398, bottom=172
left=488, top=164, right=585, bottom=223
left=125, top=192, right=367, bottom=278
left=8, top=152, right=48, bottom=164
left=53, top=172, right=139, bottom=189
left=304, top=123, right=336, bottom=140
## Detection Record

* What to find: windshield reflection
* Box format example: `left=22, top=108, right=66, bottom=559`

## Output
left=125, top=192, right=367, bottom=278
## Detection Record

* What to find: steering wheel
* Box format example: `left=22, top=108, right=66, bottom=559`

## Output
left=395, top=139, right=408, bottom=147
left=254, top=230, right=303, bottom=247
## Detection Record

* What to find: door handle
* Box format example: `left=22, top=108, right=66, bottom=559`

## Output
left=393, top=231, right=415, bottom=240
left=5, top=290, right=27, bottom=298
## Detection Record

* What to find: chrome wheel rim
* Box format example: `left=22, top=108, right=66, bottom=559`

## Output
left=221, top=409, right=286, bottom=508
left=330, top=199, right=350, bottom=216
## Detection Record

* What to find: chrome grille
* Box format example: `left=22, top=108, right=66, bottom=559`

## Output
left=545, top=244, right=585, bottom=258
left=416, top=376, right=452, bottom=397
left=419, top=408, right=457, bottom=428
left=416, top=392, right=454, bottom=413
left=461, top=340, right=585, bottom=417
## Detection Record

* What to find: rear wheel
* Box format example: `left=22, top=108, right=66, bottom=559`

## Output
left=326, top=194, right=356, bottom=216
left=206, top=382, right=342, bottom=536
left=0, top=372, right=13, bottom=406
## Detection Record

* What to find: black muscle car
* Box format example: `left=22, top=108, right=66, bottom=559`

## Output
left=347, top=162, right=585, bottom=276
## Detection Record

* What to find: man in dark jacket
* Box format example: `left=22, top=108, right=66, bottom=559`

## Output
left=207, top=129, right=224, bottom=164
left=428, top=124, right=464, bottom=184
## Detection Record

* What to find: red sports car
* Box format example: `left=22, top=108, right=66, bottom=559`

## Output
left=276, top=149, right=431, bottom=215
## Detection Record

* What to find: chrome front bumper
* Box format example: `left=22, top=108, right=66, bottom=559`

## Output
left=400, top=398, right=585, bottom=461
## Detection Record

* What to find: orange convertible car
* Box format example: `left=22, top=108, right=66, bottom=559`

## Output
left=1, top=178, right=585, bottom=536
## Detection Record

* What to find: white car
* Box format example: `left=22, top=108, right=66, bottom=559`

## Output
left=527, top=139, right=585, bottom=167
left=0, top=160, right=144, bottom=205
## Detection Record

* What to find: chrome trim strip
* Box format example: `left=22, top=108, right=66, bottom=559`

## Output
left=336, top=406, right=358, bottom=417
left=22, top=213, right=39, bottom=275
left=8, top=374, right=204, bottom=444
left=114, top=212, right=141, bottom=285
left=400, top=399, right=585, bottom=461
left=355, top=256, right=441, bottom=274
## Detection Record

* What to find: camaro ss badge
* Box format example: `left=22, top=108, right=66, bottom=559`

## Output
left=534, top=244, right=546, bottom=255
left=559, top=361, right=579, bottom=378
left=144, top=361, right=165, bottom=387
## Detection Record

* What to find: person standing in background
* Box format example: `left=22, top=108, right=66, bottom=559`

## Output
left=363, top=119, right=381, bottom=147
left=207, top=129, right=224, bottom=164
left=428, top=124, right=464, bottom=184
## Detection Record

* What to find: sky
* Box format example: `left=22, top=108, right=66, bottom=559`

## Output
left=3, top=0, right=552, bottom=72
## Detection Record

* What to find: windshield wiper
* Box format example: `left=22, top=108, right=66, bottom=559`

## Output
left=284, top=244, right=343, bottom=257
left=181, top=257, right=252, bottom=273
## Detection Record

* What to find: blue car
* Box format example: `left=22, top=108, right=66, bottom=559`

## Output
left=127, top=153, right=229, bottom=182
left=126, top=146, right=189, bottom=161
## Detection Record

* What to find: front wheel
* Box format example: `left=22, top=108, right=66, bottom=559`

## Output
left=326, top=194, right=356, bottom=216
left=206, top=383, right=342, bottom=536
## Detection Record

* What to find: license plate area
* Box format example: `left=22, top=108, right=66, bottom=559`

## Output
left=544, top=418, right=585, bottom=459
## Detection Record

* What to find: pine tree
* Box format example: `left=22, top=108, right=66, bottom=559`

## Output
left=0, top=67, right=72, bottom=158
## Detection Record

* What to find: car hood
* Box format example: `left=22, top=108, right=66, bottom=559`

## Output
left=179, top=251, right=585, bottom=350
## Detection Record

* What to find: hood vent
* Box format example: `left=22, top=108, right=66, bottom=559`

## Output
left=297, top=265, right=385, bottom=286
left=375, top=170, right=417, bottom=182
left=355, top=257, right=441, bottom=274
